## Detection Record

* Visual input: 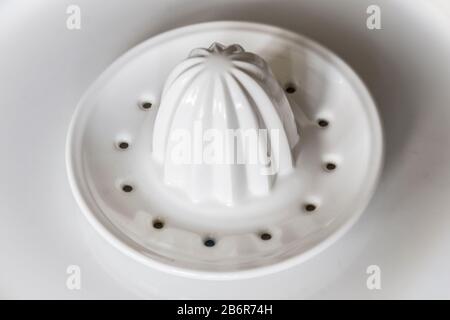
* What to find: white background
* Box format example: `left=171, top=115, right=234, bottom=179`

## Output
left=1, top=0, right=450, bottom=299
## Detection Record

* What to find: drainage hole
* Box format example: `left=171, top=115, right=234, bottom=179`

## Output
left=140, top=101, right=153, bottom=110
left=324, top=162, right=337, bottom=171
left=285, top=84, right=297, bottom=94
left=304, top=203, right=317, bottom=212
left=152, top=219, right=164, bottom=229
left=203, top=238, right=216, bottom=248
left=122, top=184, right=133, bottom=193
left=317, top=119, right=329, bottom=128
left=117, top=141, right=129, bottom=150
left=260, top=232, right=272, bottom=241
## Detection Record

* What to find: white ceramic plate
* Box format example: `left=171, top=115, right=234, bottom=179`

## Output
left=66, top=22, right=382, bottom=279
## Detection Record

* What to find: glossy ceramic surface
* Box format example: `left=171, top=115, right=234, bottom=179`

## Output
left=2, top=0, right=450, bottom=298
left=66, top=22, right=382, bottom=279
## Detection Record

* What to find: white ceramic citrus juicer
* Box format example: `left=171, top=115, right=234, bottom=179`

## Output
left=66, top=21, right=383, bottom=279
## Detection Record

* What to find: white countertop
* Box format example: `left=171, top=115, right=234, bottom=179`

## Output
left=1, top=0, right=449, bottom=299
